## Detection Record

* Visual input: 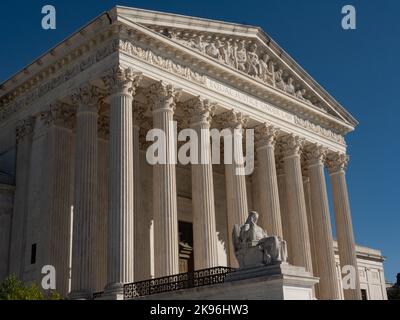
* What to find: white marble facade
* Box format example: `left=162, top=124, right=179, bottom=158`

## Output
left=0, top=6, right=387, bottom=299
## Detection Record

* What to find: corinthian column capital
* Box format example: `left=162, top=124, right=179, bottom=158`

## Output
left=182, top=96, right=216, bottom=126
left=304, top=144, right=328, bottom=166
left=16, top=116, right=35, bottom=143
left=102, top=65, right=142, bottom=96
left=279, top=134, right=305, bottom=158
left=255, top=123, right=279, bottom=148
left=326, top=152, right=349, bottom=174
left=40, top=101, right=75, bottom=129
left=216, top=109, right=249, bottom=130
left=146, top=81, right=181, bottom=112
left=71, top=84, right=105, bottom=112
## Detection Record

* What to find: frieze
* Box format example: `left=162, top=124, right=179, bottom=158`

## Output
left=118, top=40, right=207, bottom=85
left=206, top=79, right=344, bottom=145
left=205, top=78, right=295, bottom=124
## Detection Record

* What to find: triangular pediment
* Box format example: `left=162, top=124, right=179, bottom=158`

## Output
left=115, top=6, right=357, bottom=130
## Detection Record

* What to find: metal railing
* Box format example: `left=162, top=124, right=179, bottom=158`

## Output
left=123, top=266, right=236, bottom=300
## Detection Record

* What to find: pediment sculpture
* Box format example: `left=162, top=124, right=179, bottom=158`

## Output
left=233, top=211, right=288, bottom=269
left=156, top=29, right=316, bottom=106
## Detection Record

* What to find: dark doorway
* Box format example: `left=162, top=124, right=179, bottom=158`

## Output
left=361, top=289, right=368, bottom=300
left=178, top=221, right=194, bottom=274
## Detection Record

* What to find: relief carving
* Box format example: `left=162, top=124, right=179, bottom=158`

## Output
left=158, top=28, right=320, bottom=108
left=118, top=40, right=207, bottom=85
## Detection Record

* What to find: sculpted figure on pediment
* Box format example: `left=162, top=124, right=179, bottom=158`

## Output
left=133, top=29, right=332, bottom=114
left=259, top=53, right=275, bottom=85
left=295, top=88, right=312, bottom=104
left=247, top=43, right=261, bottom=77
left=205, top=40, right=222, bottom=60
left=235, top=40, right=247, bottom=72
left=188, top=35, right=206, bottom=53
left=220, top=41, right=235, bottom=66
left=285, top=77, right=296, bottom=95
left=275, top=69, right=286, bottom=91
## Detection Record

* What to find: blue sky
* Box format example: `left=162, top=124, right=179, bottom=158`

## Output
left=0, top=0, right=398, bottom=282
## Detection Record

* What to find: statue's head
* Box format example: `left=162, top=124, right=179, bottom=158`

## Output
left=261, top=53, right=269, bottom=62
left=245, top=211, right=259, bottom=224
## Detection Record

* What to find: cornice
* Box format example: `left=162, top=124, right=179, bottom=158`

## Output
left=0, top=36, right=119, bottom=122
left=0, top=12, right=114, bottom=97
left=116, top=17, right=354, bottom=136
left=114, top=7, right=357, bottom=127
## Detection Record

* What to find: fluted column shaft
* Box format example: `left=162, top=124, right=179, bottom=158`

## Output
left=277, top=166, right=294, bottom=264
left=133, top=103, right=152, bottom=281
left=95, top=137, right=108, bottom=292
left=10, top=117, right=35, bottom=278
left=306, top=147, right=340, bottom=300
left=185, top=98, right=218, bottom=270
left=102, top=67, right=141, bottom=294
left=223, top=111, right=248, bottom=267
left=255, top=125, right=283, bottom=237
left=108, top=92, right=134, bottom=286
left=281, top=135, right=313, bottom=273
left=327, top=153, right=361, bottom=300
left=303, top=175, right=319, bottom=298
left=48, top=125, right=74, bottom=297
left=148, top=81, right=180, bottom=277
left=71, top=88, right=99, bottom=298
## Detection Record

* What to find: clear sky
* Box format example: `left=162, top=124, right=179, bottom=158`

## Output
left=0, top=0, right=398, bottom=282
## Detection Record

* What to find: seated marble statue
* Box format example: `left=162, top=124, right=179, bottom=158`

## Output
left=232, top=211, right=288, bottom=268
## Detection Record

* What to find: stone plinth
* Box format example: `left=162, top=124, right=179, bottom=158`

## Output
left=135, top=263, right=318, bottom=300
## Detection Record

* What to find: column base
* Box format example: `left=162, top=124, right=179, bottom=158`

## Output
left=68, top=290, right=92, bottom=300
left=99, top=282, right=125, bottom=300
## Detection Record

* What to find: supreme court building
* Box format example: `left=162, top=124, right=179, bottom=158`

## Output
left=0, top=6, right=387, bottom=300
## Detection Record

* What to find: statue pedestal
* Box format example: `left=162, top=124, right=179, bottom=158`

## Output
left=224, top=262, right=319, bottom=300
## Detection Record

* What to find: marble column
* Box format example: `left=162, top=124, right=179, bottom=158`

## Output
left=147, top=81, right=180, bottom=277
left=302, top=172, right=319, bottom=299
left=255, top=124, right=283, bottom=237
left=70, top=85, right=101, bottom=298
left=95, top=115, right=109, bottom=292
left=9, top=117, right=35, bottom=278
left=327, top=152, right=361, bottom=300
left=102, top=67, right=141, bottom=295
left=276, top=158, right=294, bottom=264
left=280, top=134, right=313, bottom=273
left=305, top=145, right=340, bottom=300
left=43, top=103, right=75, bottom=297
left=221, top=110, right=249, bottom=267
left=183, top=97, right=218, bottom=270
left=133, top=102, right=152, bottom=281
left=251, top=161, right=261, bottom=214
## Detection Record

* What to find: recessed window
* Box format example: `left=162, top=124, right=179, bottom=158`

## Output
left=30, top=243, right=37, bottom=265
left=361, top=289, right=368, bottom=300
